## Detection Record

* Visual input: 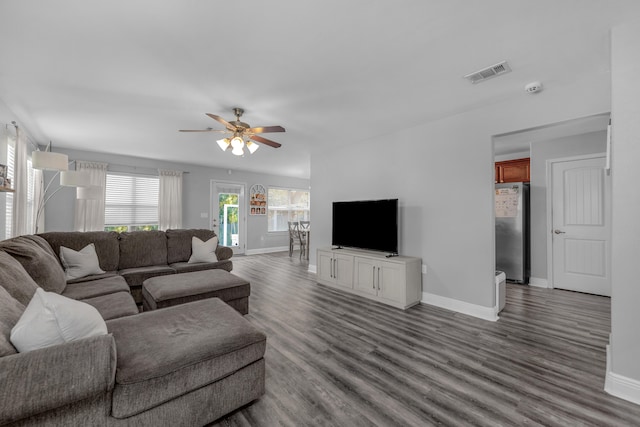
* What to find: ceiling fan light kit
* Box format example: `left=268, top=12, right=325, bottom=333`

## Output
left=181, top=107, right=284, bottom=156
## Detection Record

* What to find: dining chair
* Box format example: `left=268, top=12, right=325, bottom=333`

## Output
left=297, top=221, right=310, bottom=260
left=288, top=221, right=301, bottom=257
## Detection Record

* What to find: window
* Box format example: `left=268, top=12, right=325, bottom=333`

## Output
left=4, top=143, right=14, bottom=239
left=267, top=187, right=310, bottom=232
left=4, top=142, right=36, bottom=239
left=104, top=173, right=159, bottom=232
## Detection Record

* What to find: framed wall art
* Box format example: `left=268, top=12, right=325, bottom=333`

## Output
left=249, top=184, right=266, bottom=215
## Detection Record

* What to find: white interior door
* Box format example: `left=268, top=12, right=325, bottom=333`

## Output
left=550, top=156, right=611, bottom=296
left=211, top=181, right=246, bottom=255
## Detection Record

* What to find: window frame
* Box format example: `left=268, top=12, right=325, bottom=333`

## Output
left=104, top=171, right=160, bottom=232
left=267, top=186, right=310, bottom=233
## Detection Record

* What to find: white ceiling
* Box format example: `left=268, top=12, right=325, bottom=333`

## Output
left=0, top=1, right=637, bottom=179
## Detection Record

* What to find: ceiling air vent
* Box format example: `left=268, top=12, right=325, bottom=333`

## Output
left=464, top=61, right=512, bottom=84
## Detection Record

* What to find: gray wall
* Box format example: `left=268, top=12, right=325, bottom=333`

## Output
left=529, top=131, right=607, bottom=281
left=310, top=71, right=611, bottom=311
left=610, top=20, right=640, bottom=389
left=42, top=147, right=309, bottom=252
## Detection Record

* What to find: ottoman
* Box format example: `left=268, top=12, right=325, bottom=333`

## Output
left=142, top=269, right=251, bottom=314
left=106, top=298, right=266, bottom=421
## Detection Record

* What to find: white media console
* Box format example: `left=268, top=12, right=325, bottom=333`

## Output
left=316, top=247, right=422, bottom=310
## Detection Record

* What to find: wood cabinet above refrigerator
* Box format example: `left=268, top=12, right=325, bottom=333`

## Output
left=495, top=157, right=530, bottom=183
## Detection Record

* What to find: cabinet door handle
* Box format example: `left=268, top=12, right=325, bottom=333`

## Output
left=330, top=258, right=334, bottom=278
left=334, top=258, right=337, bottom=279
left=377, top=267, right=381, bottom=291
left=372, top=266, right=375, bottom=289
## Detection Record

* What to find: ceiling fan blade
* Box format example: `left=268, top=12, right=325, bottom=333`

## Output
left=247, top=125, right=286, bottom=134
left=179, top=129, right=228, bottom=133
left=206, top=113, right=235, bottom=130
left=250, top=134, right=282, bottom=148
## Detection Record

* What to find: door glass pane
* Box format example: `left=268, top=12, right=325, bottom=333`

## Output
left=218, top=193, right=239, bottom=247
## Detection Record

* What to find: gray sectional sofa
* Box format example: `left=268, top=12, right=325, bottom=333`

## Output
left=39, top=228, right=234, bottom=308
left=0, top=229, right=266, bottom=426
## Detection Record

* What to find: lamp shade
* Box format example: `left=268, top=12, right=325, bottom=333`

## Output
left=246, top=140, right=259, bottom=154
left=32, top=151, right=69, bottom=171
left=216, top=138, right=230, bottom=151
left=76, top=185, right=102, bottom=200
left=231, top=136, right=245, bottom=156
left=60, top=170, right=90, bottom=187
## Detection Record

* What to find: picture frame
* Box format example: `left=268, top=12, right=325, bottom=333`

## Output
left=249, top=184, right=267, bottom=215
left=0, top=164, right=6, bottom=179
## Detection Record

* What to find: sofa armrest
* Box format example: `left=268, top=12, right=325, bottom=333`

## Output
left=216, top=245, right=233, bottom=261
left=0, top=334, right=116, bottom=425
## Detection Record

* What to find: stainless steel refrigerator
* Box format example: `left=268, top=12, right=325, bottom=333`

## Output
left=495, top=182, right=529, bottom=284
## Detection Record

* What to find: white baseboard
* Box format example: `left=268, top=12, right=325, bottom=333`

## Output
left=245, top=246, right=289, bottom=256
left=528, top=277, right=549, bottom=288
left=308, top=264, right=317, bottom=274
left=421, top=292, right=499, bottom=322
left=605, top=344, right=640, bottom=405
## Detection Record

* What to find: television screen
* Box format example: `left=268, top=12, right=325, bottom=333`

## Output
left=332, top=199, right=398, bottom=254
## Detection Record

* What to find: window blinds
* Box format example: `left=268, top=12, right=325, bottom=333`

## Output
left=104, top=173, right=159, bottom=226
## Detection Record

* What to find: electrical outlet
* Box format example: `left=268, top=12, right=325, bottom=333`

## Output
left=422, top=264, right=427, bottom=274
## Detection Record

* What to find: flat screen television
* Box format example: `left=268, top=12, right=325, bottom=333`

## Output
left=332, top=198, right=398, bottom=254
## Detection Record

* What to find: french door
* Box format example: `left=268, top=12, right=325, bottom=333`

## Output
left=211, top=181, right=246, bottom=255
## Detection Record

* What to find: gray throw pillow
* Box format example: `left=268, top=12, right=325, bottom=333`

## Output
left=60, top=243, right=105, bottom=280
left=0, top=286, right=25, bottom=357
left=0, top=251, right=40, bottom=306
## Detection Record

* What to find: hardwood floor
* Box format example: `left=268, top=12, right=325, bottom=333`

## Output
left=214, top=252, right=640, bottom=426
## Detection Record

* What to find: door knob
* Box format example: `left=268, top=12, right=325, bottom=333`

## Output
left=553, top=229, right=566, bottom=234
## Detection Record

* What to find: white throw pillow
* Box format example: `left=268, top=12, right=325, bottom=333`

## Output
left=188, top=236, right=219, bottom=263
left=10, top=288, right=107, bottom=353
left=60, top=243, right=105, bottom=280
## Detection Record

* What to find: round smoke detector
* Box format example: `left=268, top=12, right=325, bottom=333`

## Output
left=525, top=81, right=543, bottom=94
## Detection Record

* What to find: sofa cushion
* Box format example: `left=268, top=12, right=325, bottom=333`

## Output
left=62, top=275, right=130, bottom=301
left=66, top=271, right=119, bottom=284
left=0, top=235, right=66, bottom=294
left=118, top=265, right=176, bottom=288
left=0, top=251, right=40, bottom=306
left=81, top=292, right=139, bottom=321
left=0, top=286, right=25, bottom=357
left=169, top=259, right=233, bottom=274
left=107, top=298, right=266, bottom=418
left=166, top=229, right=218, bottom=264
left=118, top=231, right=168, bottom=269
left=10, top=289, right=108, bottom=353
left=38, top=231, right=120, bottom=272
left=60, top=243, right=106, bottom=280
left=119, top=265, right=176, bottom=305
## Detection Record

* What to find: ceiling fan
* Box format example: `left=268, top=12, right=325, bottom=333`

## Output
left=180, top=107, right=285, bottom=155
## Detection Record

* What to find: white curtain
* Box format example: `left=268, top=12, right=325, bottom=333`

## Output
left=158, top=169, right=183, bottom=230
left=74, top=161, right=108, bottom=232
left=11, top=127, right=30, bottom=236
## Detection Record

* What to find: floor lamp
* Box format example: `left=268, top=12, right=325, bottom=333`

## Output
left=32, top=149, right=89, bottom=233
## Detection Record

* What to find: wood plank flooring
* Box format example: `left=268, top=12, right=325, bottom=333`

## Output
left=213, top=252, right=640, bottom=426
